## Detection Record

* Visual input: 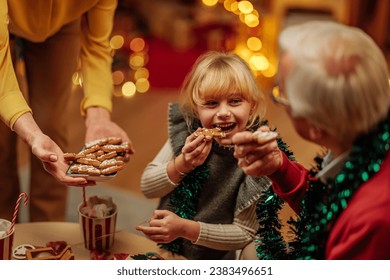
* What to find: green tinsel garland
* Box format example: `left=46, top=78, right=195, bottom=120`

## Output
left=256, top=112, right=390, bottom=259
left=255, top=136, right=298, bottom=259
left=159, top=164, right=209, bottom=254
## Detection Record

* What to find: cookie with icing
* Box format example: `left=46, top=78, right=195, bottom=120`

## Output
left=252, top=131, right=278, bottom=144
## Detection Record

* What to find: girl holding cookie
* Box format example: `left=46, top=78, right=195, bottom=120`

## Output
left=137, top=51, right=290, bottom=259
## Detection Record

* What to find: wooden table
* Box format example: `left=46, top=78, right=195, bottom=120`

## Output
left=13, top=222, right=184, bottom=260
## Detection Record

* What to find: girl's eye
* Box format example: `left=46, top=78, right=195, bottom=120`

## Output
left=203, top=100, right=218, bottom=107
left=230, top=98, right=242, bottom=104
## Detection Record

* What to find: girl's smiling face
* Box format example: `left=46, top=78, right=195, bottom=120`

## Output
left=196, top=93, right=253, bottom=145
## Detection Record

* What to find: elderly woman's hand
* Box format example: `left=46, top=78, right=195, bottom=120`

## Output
left=233, top=126, right=283, bottom=176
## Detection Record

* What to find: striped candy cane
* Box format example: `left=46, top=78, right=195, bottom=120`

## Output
left=6, top=192, right=28, bottom=235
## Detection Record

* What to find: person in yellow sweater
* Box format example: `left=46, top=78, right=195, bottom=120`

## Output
left=0, top=0, right=134, bottom=221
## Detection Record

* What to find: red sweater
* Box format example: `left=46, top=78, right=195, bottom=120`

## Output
left=270, top=152, right=390, bottom=259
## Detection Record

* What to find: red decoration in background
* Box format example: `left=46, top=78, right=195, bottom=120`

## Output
left=145, top=21, right=236, bottom=89
left=146, top=37, right=202, bottom=89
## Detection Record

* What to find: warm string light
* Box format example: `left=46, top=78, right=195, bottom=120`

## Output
left=113, top=35, right=150, bottom=97
left=201, top=0, right=276, bottom=78
left=73, top=1, right=276, bottom=95
left=72, top=35, right=150, bottom=97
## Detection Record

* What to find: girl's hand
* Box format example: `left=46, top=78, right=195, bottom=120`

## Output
left=167, top=128, right=213, bottom=184
left=168, top=129, right=212, bottom=178
left=180, top=128, right=213, bottom=171
left=135, top=210, right=200, bottom=243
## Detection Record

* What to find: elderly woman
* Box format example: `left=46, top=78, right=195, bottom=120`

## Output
left=233, top=21, right=390, bottom=259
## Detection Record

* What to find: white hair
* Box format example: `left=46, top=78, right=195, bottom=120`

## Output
left=279, top=21, right=390, bottom=142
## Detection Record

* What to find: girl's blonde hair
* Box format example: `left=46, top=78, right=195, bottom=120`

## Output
left=179, top=51, right=266, bottom=130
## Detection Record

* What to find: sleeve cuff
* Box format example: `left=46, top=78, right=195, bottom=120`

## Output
left=80, top=96, right=112, bottom=117
left=269, top=152, right=309, bottom=213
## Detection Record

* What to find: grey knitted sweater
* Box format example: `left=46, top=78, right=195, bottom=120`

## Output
left=141, top=103, right=271, bottom=259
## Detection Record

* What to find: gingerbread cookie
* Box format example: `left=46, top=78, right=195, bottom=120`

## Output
left=70, top=164, right=101, bottom=176
left=99, top=158, right=124, bottom=169
left=83, top=153, right=97, bottom=159
left=93, top=150, right=105, bottom=157
left=78, top=144, right=101, bottom=156
left=101, top=143, right=129, bottom=153
left=107, top=137, right=122, bottom=145
left=64, top=153, right=78, bottom=161
left=101, top=165, right=123, bottom=175
left=76, top=157, right=101, bottom=167
left=97, top=151, right=117, bottom=161
left=84, top=138, right=109, bottom=149
left=194, top=127, right=226, bottom=141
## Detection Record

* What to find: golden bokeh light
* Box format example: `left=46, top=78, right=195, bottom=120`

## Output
left=223, top=0, right=236, bottom=12
left=235, top=47, right=253, bottom=62
left=244, top=14, right=259, bottom=27
left=129, top=37, right=146, bottom=53
left=135, top=78, right=150, bottom=93
left=122, top=81, right=136, bottom=97
left=247, top=37, right=262, bottom=51
left=230, top=1, right=239, bottom=14
left=129, top=54, right=145, bottom=69
left=238, top=12, right=246, bottom=24
left=112, top=70, right=125, bottom=85
left=134, top=68, right=150, bottom=80
left=238, top=1, right=253, bottom=14
left=202, top=0, right=218, bottom=7
left=262, top=63, right=276, bottom=78
left=113, top=88, right=123, bottom=97
left=251, top=9, right=259, bottom=18
left=110, top=35, right=124, bottom=50
left=249, top=54, right=269, bottom=71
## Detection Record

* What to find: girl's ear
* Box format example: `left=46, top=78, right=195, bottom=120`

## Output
left=249, top=103, right=256, bottom=116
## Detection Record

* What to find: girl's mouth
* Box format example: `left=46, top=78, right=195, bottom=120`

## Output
left=214, top=123, right=236, bottom=134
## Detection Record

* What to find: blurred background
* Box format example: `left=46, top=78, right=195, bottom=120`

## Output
left=16, top=0, right=390, bottom=224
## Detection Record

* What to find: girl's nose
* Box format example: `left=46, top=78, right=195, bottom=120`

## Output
left=216, top=107, right=231, bottom=118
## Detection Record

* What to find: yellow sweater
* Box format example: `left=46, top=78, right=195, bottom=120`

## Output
left=1, top=0, right=116, bottom=129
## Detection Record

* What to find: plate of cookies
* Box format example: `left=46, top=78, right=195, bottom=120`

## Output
left=65, top=137, right=130, bottom=181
